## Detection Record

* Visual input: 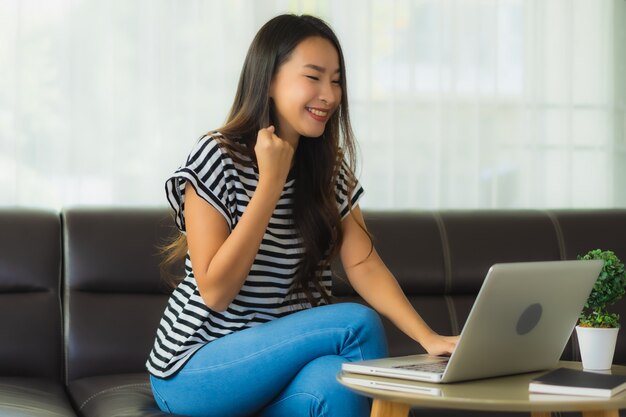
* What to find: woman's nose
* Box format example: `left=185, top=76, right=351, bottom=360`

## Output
left=319, top=82, right=339, bottom=107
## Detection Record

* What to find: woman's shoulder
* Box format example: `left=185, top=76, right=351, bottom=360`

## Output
left=186, top=132, right=234, bottom=162
left=194, top=131, right=251, bottom=160
left=183, top=132, right=223, bottom=167
left=193, top=131, right=225, bottom=151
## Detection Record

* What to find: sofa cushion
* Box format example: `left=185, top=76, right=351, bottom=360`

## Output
left=365, top=212, right=447, bottom=295
left=552, top=209, right=626, bottom=261
left=63, top=208, right=175, bottom=382
left=67, top=373, right=182, bottom=417
left=440, top=210, right=562, bottom=293
left=0, top=377, right=76, bottom=417
left=333, top=211, right=446, bottom=296
left=63, top=208, right=176, bottom=293
left=0, top=209, right=63, bottom=380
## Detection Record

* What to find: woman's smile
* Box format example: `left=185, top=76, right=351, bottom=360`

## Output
left=306, top=106, right=330, bottom=122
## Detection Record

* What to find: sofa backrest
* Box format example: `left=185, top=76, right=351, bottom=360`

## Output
left=437, top=210, right=563, bottom=331
left=2, top=207, right=622, bottom=385
left=0, top=209, right=63, bottom=380
left=551, top=210, right=626, bottom=260
left=336, top=209, right=626, bottom=362
left=63, top=208, right=176, bottom=382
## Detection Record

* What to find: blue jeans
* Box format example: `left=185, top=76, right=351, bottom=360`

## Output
left=150, top=303, right=388, bottom=417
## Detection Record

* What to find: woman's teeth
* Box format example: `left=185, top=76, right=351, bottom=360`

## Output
left=307, top=108, right=328, bottom=117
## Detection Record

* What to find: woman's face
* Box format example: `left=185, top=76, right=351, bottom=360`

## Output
left=269, top=36, right=342, bottom=145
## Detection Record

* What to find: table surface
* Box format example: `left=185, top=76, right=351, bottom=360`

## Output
left=337, top=361, right=626, bottom=413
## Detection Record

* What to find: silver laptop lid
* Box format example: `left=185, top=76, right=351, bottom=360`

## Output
left=441, top=260, right=602, bottom=382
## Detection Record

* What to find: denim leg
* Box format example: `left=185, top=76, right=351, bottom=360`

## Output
left=150, top=303, right=388, bottom=417
left=258, top=355, right=371, bottom=417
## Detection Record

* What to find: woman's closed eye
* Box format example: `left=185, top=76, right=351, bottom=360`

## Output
left=305, top=75, right=341, bottom=85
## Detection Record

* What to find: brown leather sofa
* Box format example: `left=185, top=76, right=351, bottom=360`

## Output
left=1, top=207, right=625, bottom=417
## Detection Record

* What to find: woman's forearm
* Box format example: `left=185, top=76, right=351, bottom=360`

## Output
left=199, top=180, right=283, bottom=311
left=345, top=252, right=437, bottom=345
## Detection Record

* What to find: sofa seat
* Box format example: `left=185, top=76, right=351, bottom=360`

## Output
left=67, top=373, right=181, bottom=417
left=0, top=377, right=76, bottom=417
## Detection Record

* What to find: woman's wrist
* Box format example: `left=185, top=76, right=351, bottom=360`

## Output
left=255, top=178, right=285, bottom=201
left=413, top=328, right=438, bottom=347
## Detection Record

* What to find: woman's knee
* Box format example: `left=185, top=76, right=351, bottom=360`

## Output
left=335, top=303, right=385, bottom=336
left=330, top=303, right=388, bottom=359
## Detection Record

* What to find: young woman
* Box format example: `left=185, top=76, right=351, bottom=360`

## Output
left=147, top=14, right=458, bottom=417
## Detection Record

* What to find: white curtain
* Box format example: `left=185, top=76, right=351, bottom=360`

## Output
left=1, top=0, right=624, bottom=210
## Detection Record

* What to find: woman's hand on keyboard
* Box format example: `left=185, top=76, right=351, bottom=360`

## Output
left=421, top=333, right=460, bottom=356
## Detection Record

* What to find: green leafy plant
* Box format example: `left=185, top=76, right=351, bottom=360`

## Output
left=577, top=249, right=626, bottom=328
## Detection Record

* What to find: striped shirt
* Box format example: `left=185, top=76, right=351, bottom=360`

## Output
left=146, top=133, right=364, bottom=378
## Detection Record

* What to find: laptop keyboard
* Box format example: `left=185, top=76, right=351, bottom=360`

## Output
left=393, top=360, right=449, bottom=373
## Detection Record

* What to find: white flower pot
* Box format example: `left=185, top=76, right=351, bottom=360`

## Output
left=576, top=325, right=619, bottom=371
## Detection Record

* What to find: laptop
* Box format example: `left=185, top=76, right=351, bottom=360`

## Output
left=342, top=260, right=603, bottom=384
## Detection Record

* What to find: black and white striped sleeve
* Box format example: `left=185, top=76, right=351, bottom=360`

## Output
left=165, top=135, right=235, bottom=232
left=335, top=160, right=364, bottom=219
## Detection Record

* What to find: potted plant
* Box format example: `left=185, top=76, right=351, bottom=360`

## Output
left=576, top=249, right=626, bottom=370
